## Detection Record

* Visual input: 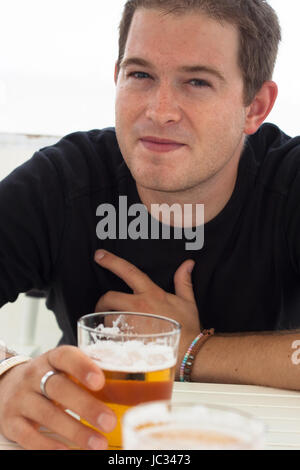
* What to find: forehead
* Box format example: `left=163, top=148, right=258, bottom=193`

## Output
left=124, top=8, right=240, bottom=74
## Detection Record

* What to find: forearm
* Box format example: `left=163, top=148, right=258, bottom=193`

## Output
left=180, top=330, right=300, bottom=391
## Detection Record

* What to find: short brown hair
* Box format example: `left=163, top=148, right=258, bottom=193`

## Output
left=117, top=0, right=281, bottom=105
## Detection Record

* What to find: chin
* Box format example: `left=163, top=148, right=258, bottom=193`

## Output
left=136, top=178, right=189, bottom=193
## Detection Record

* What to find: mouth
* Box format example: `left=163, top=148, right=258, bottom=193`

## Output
left=139, top=136, right=186, bottom=153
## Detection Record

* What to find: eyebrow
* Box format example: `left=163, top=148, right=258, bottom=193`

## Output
left=120, top=57, right=227, bottom=83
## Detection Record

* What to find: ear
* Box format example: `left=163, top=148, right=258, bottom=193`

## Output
left=244, top=81, right=278, bottom=135
left=114, top=62, right=119, bottom=84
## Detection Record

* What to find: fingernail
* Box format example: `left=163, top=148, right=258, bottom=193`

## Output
left=97, top=413, right=117, bottom=433
left=88, top=435, right=107, bottom=450
left=188, top=261, right=195, bottom=273
left=95, top=250, right=106, bottom=262
left=86, top=372, right=103, bottom=390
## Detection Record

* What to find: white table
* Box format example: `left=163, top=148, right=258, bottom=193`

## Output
left=1, top=382, right=299, bottom=450
left=172, top=382, right=300, bottom=450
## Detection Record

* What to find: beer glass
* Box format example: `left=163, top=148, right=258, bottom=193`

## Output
left=122, top=401, right=266, bottom=450
left=77, top=312, right=181, bottom=449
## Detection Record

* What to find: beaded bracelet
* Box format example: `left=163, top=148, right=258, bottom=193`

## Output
left=179, top=329, right=215, bottom=382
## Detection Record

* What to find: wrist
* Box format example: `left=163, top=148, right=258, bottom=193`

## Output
left=0, top=342, right=18, bottom=362
left=0, top=356, right=31, bottom=380
left=176, top=331, right=200, bottom=380
left=177, top=329, right=215, bottom=382
left=0, top=343, right=31, bottom=378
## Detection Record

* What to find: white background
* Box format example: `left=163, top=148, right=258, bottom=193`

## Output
left=0, top=0, right=299, bottom=137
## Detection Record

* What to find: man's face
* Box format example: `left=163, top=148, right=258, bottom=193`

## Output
left=114, top=9, right=249, bottom=194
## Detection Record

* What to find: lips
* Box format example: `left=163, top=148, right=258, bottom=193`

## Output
left=140, top=136, right=185, bottom=153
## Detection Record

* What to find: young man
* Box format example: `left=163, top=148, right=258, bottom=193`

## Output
left=0, top=0, right=299, bottom=450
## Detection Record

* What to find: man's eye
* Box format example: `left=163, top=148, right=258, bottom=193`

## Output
left=127, top=71, right=150, bottom=80
left=189, top=79, right=211, bottom=88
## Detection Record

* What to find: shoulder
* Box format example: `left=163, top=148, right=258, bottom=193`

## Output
left=35, top=127, right=126, bottom=199
left=247, top=123, right=300, bottom=196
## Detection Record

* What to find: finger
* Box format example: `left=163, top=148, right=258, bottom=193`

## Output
left=94, top=249, right=160, bottom=294
left=8, top=417, right=69, bottom=450
left=22, top=392, right=108, bottom=450
left=94, top=290, right=137, bottom=313
left=46, top=345, right=105, bottom=391
left=35, top=366, right=117, bottom=435
left=173, top=259, right=196, bottom=302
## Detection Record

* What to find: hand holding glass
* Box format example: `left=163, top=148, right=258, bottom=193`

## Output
left=77, top=312, right=181, bottom=448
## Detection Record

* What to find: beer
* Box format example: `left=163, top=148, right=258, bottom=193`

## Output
left=77, top=312, right=181, bottom=449
left=122, top=401, right=266, bottom=450
left=81, top=341, right=176, bottom=448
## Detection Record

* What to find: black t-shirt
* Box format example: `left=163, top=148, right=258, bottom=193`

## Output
left=0, top=123, right=300, bottom=345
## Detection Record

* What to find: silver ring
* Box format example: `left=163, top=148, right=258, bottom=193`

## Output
left=40, top=370, right=58, bottom=400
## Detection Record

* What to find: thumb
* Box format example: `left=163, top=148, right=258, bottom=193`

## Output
left=174, top=259, right=196, bottom=302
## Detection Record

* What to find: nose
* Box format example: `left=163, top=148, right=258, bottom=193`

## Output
left=145, top=83, right=182, bottom=126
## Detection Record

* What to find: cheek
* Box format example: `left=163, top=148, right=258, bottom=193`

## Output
left=115, top=86, right=129, bottom=117
left=197, top=100, right=246, bottom=139
left=116, top=101, right=140, bottom=135
left=116, top=84, right=142, bottom=116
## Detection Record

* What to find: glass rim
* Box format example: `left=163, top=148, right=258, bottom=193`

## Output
left=77, top=311, right=181, bottom=338
left=123, top=400, right=267, bottom=434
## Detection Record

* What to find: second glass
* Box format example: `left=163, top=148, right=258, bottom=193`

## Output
left=77, top=312, right=181, bottom=449
left=122, top=401, right=266, bottom=450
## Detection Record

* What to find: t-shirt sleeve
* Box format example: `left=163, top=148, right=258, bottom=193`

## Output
left=0, top=150, right=66, bottom=307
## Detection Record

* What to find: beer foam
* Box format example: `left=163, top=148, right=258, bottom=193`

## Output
left=82, top=340, right=176, bottom=373
left=92, top=315, right=134, bottom=339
